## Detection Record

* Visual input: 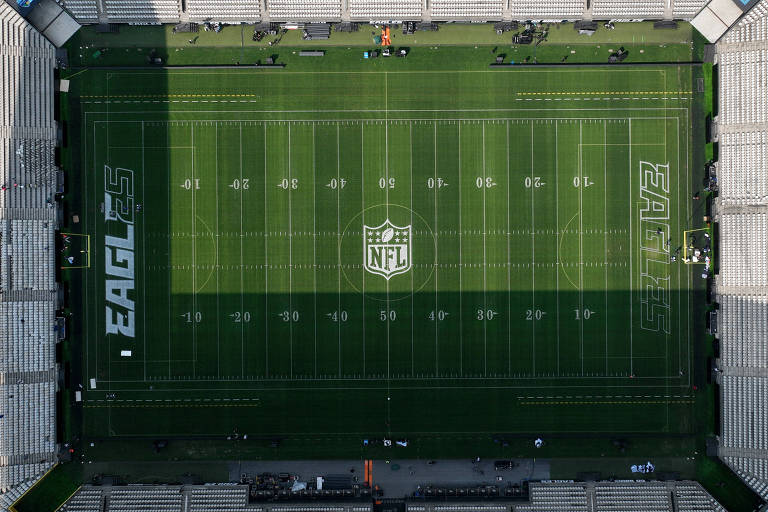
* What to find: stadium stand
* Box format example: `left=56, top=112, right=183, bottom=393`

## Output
left=103, top=0, right=180, bottom=23
left=187, top=0, right=260, bottom=22
left=267, top=0, right=340, bottom=21
left=429, top=0, right=504, bottom=20
left=508, top=0, right=584, bottom=20
left=518, top=481, right=725, bottom=512
left=48, top=0, right=762, bottom=24
left=59, top=486, right=374, bottom=512
left=348, top=0, right=422, bottom=20
left=715, top=0, right=768, bottom=500
left=59, top=482, right=725, bottom=512
left=672, top=0, right=708, bottom=17
left=723, top=0, right=768, bottom=42
left=0, top=1, right=58, bottom=509
left=53, top=0, right=98, bottom=22
left=592, top=0, right=665, bottom=18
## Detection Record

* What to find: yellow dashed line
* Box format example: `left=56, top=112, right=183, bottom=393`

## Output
left=81, top=94, right=263, bottom=98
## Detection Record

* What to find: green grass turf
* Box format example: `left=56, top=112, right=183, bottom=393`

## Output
left=71, top=65, right=698, bottom=439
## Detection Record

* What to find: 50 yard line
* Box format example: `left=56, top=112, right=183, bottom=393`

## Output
left=434, top=121, right=439, bottom=376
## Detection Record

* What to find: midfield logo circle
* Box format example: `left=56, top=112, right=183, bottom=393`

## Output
left=339, top=204, right=435, bottom=301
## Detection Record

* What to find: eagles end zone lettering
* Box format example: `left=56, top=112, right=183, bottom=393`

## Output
left=104, top=165, right=136, bottom=338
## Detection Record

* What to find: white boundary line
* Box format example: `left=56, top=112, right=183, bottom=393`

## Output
left=142, top=121, right=147, bottom=381
left=88, top=113, right=690, bottom=120
left=86, top=111, right=691, bottom=386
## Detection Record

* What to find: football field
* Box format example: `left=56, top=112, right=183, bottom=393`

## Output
left=76, top=66, right=698, bottom=438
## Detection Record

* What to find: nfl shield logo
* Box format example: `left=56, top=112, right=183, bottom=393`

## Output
left=363, top=219, right=412, bottom=280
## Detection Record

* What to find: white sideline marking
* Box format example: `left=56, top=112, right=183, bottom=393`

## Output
left=88, top=113, right=688, bottom=385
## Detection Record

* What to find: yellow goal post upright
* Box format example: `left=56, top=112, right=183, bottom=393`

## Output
left=682, top=227, right=711, bottom=265
left=59, top=232, right=91, bottom=269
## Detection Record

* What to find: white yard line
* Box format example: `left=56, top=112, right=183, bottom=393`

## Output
left=604, top=120, right=608, bottom=375
left=434, top=121, right=439, bottom=376
left=506, top=121, right=511, bottom=376
left=385, top=103, right=391, bottom=389
left=361, top=122, right=366, bottom=377
left=216, top=123, right=220, bottom=378
left=192, top=124, right=196, bottom=378
left=555, top=121, right=560, bottom=376
left=530, top=122, right=536, bottom=375
left=288, top=123, right=294, bottom=379
left=578, top=121, right=584, bottom=375
left=240, top=124, right=244, bottom=377
left=458, top=121, right=463, bottom=376
left=264, top=123, right=269, bottom=377
left=337, top=124, right=342, bottom=377
left=313, top=123, right=318, bottom=378
left=482, top=121, right=488, bottom=376
left=629, top=119, right=633, bottom=376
